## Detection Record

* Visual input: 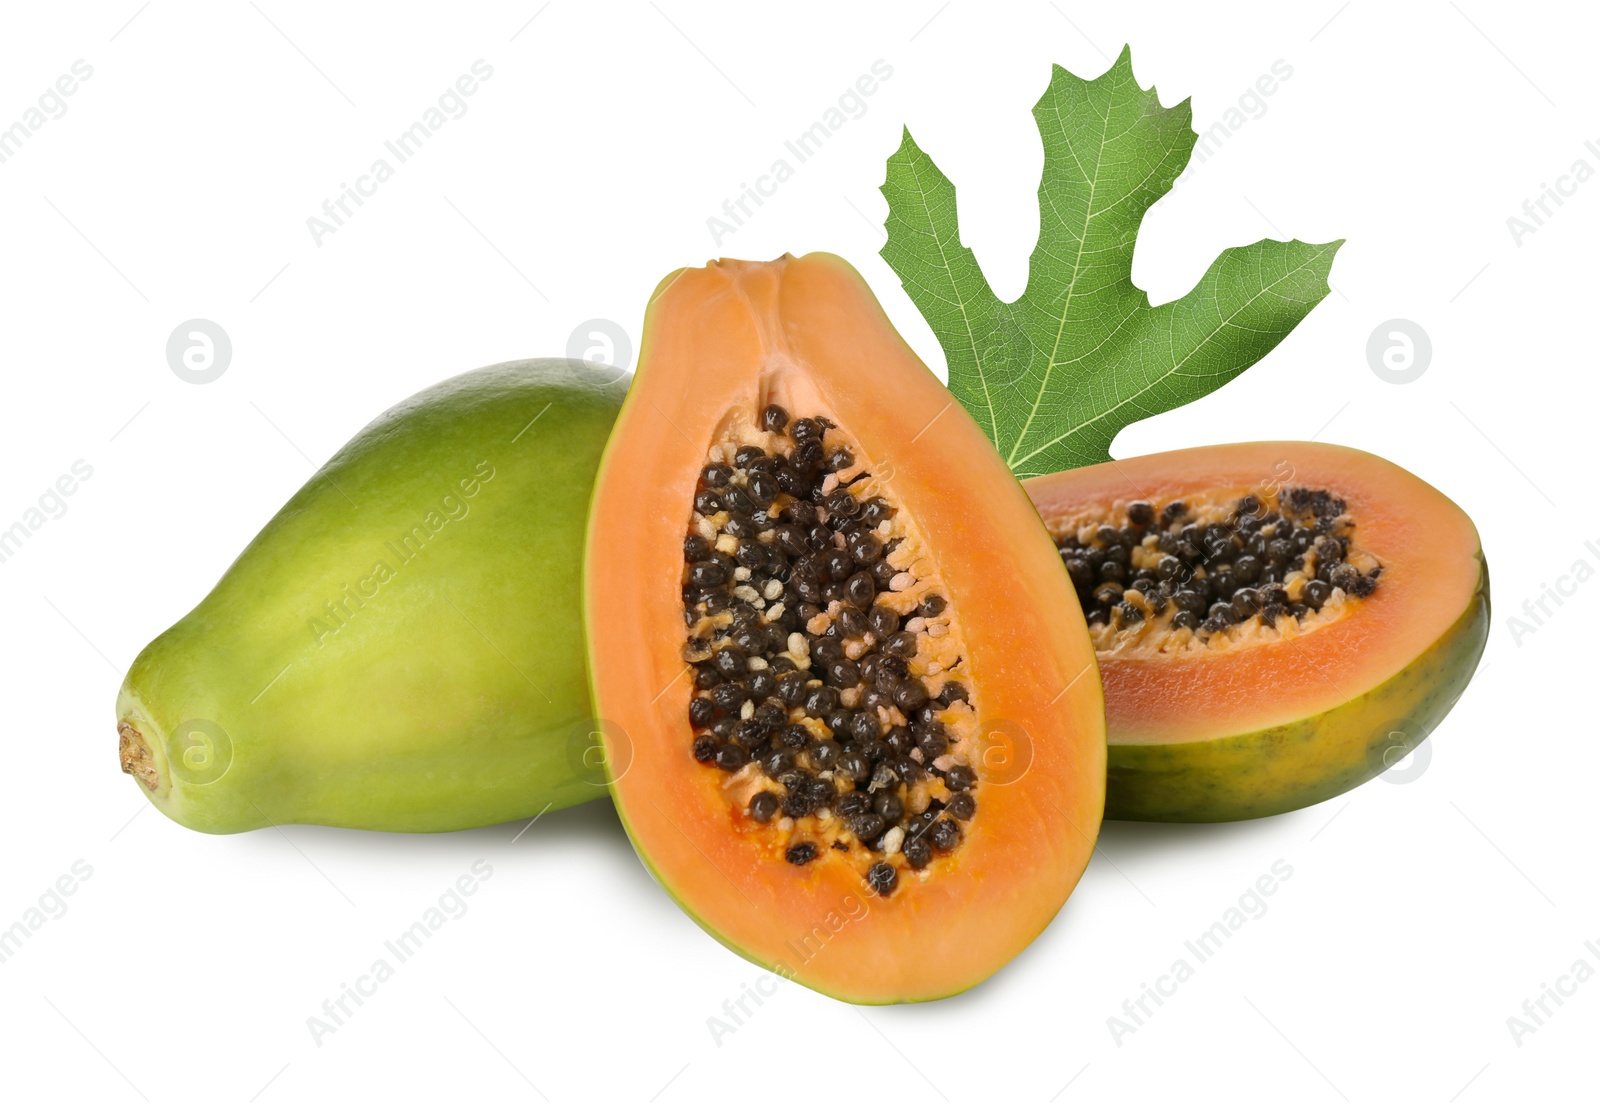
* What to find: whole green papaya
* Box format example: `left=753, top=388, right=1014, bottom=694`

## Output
left=117, top=358, right=624, bottom=833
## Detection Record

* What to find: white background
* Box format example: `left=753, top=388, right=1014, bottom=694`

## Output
left=1, top=2, right=1592, bottom=1101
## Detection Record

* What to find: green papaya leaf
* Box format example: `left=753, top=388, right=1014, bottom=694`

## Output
left=881, top=47, right=1342, bottom=477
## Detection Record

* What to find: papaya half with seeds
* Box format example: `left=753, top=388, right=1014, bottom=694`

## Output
left=117, top=359, right=626, bottom=834
left=586, top=253, right=1106, bottom=1004
left=1024, top=441, right=1488, bottom=822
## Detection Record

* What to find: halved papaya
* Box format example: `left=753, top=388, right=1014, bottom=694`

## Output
left=1023, top=441, right=1488, bottom=822
left=585, top=254, right=1105, bottom=1003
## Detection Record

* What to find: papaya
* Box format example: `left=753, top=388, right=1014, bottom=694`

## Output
left=585, top=253, right=1106, bottom=1004
left=1023, top=441, right=1488, bottom=822
left=117, top=359, right=626, bottom=834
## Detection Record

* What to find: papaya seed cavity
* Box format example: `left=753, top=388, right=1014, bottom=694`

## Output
left=1051, top=487, right=1384, bottom=659
left=680, top=403, right=981, bottom=896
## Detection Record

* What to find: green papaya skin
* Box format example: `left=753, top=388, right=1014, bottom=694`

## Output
left=117, top=359, right=625, bottom=834
left=1105, top=558, right=1489, bottom=822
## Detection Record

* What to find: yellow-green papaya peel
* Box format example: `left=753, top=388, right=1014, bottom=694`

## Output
left=117, top=359, right=625, bottom=833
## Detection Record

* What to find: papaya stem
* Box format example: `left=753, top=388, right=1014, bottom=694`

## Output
left=118, top=721, right=160, bottom=792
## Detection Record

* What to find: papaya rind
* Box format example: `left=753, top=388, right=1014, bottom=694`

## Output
left=1105, top=555, right=1489, bottom=822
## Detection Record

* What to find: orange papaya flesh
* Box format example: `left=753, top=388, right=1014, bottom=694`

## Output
left=1023, top=441, right=1488, bottom=822
left=586, top=254, right=1105, bottom=1003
